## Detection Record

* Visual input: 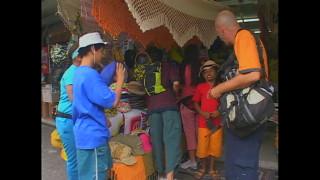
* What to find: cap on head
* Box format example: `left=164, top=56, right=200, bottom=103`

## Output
left=79, top=32, right=108, bottom=48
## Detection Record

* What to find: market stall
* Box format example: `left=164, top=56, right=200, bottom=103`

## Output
left=46, top=0, right=278, bottom=179
left=51, top=1, right=228, bottom=179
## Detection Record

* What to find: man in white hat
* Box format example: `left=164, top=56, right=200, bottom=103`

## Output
left=72, top=32, right=126, bottom=180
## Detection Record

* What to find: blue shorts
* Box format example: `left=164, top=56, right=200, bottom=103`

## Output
left=77, top=143, right=113, bottom=180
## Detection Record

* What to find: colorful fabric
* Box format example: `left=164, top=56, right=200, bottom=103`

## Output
left=111, top=155, right=147, bottom=180
left=108, top=111, right=125, bottom=136
left=134, top=52, right=151, bottom=82
left=142, top=151, right=157, bottom=179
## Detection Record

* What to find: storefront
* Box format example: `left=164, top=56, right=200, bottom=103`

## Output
left=41, top=19, right=72, bottom=119
left=42, top=0, right=278, bottom=178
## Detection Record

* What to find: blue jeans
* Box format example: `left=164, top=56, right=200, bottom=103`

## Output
left=225, top=123, right=266, bottom=180
left=56, top=117, right=78, bottom=180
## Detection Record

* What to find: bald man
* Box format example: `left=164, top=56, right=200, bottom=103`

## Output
left=209, top=10, right=269, bottom=180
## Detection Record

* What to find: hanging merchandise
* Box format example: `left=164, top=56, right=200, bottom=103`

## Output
left=123, top=39, right=134, bottom=52
left=199, top=48, right=208, bottom=64
left=117, top=98, right=131, bottom=113
left=50, top=44, right=68, bottom=65
left=169, top=48, right=183, bottom=64
left=50, top=44, right=72, bottom=92
left=112, top=47, right=125, bottom=63
left=66, top=13, right=82, bottom=55
left=134, top=51, right=151, bottom=83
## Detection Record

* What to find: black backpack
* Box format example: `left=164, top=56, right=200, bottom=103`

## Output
left=143, top=61, right=167, bottom=96
left=217, top=29, right=275, bottom=138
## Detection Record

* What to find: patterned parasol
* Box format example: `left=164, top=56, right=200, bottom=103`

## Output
left=57, top=0, right=227, bottom=50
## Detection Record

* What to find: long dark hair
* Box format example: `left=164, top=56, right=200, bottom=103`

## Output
left=179, top=44, right=202, bottom=86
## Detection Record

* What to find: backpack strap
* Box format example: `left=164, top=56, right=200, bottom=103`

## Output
left=215, top=50, right=237, bottom=85
left=215, top=29, right=269, bottom=86
left=237, top=28, right=268, bottom=80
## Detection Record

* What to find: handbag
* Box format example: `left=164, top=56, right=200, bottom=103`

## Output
left=217, top=29, right=275, bottom=138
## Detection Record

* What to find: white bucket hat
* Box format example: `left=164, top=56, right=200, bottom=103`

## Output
left=79, top=32, right=108, bottom=48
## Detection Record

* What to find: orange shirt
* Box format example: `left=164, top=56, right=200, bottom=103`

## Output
left=234, top=29, right=269, bottom=77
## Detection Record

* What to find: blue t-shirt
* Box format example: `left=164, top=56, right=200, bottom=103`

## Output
left=57, top=64, right=77, bottom=115
left=72, top=66, right=116, bottom=149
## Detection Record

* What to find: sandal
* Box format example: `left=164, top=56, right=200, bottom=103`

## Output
left=195, top=169, right=206, bottom=179
left=208, top=170, right=221, bottom=180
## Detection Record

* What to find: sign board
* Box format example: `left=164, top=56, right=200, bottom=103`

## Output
left=42, top=47, right=49, bottom=73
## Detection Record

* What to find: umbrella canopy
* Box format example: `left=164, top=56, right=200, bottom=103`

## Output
left=92, top=0, right=178, bottom=50
left=124, top=0, right=226, bottom=48
left=57, top=0, right=227, bottom=50
left=92, top=0, right=226, bottom=50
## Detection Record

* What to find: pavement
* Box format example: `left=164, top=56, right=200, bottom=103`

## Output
left=42, top=118, right=278, bottom=179
left=42, top=123, right=68, bottom=180
left=41, top=121, right=196, bottom=180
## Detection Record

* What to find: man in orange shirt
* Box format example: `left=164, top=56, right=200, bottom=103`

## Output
left=209, top=10, right=269, bottom=180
